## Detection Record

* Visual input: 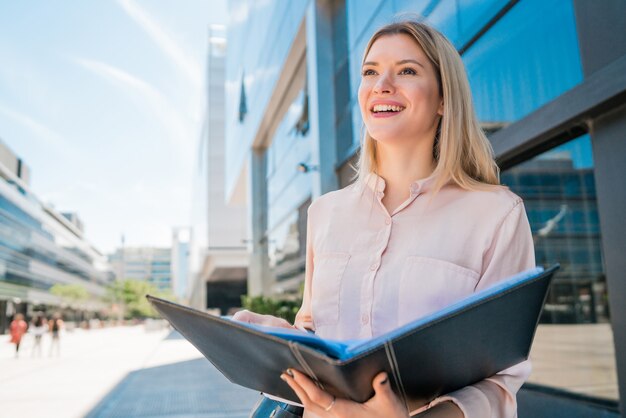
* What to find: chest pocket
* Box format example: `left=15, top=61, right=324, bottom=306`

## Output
left=311, top=252, right=350, bottom=326
left=398, top=256, right=479, bottom=325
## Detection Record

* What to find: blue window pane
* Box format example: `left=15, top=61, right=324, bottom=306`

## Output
left=463, top=0, right=583, bottom=124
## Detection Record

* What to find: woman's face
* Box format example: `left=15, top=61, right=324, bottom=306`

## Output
left=358, top=34, right=443, bottom=146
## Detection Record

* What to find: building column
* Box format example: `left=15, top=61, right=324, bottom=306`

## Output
left=247, top=148, right=271, bottom=296
left=573, top=0, right=626, bottom=411
left=590, top=106, right=626, bottom=412
left=306, top=0, right=339, bottom=198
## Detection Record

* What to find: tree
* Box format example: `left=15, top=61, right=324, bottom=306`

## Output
left=50, top=283, right=89, bottom=306
left=105, top=279, right=174, bottom=319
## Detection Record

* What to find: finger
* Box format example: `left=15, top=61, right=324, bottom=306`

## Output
left=372, top=372, right=392, bottom=396
left=289, top=369, right=337, bottom=412
left=260, top=315, right=292, bottom=328
left=281, top=372, right=324, bottom=415
left=231, top=310, right=253, bottom=322
left=368, top=372, right=408, bottom=413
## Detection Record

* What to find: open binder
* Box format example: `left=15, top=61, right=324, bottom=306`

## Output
left=147, top=265, right=558, bottom=411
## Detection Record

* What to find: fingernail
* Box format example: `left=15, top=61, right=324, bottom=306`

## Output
left=286, top=368, right=295, bottom=378
left=280, top=374, right=288, bottom=381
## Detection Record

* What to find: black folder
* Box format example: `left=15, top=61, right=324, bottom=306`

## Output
left=147, top=265, right=558, bottom=411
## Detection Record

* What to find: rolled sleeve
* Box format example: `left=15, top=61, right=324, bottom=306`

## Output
left=427, top=360, right=532, bottom=417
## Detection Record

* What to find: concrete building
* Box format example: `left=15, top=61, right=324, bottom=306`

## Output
left=187, top=25, right=248, bottom=313
left=171, top=227, right=191, bottom=299
left=0, top=138, right=113, bottom=333
left=225, top=0, right=626, bottom=416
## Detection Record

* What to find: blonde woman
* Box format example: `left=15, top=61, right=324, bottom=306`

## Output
left=237, top=19, right=534, bottom=418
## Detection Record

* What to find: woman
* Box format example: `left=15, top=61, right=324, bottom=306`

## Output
left=48, top=312, right=63, bottom=357
left=30, top=314, right=48, bottom=357
left=9, top=313, right=28, bottom=358
left=236, top=19, right=534, bottom=418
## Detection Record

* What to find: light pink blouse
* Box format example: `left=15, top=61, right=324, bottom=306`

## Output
left=295, top=172, right=535, bottom=418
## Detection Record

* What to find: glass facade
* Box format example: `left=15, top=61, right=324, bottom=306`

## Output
left=267, top=88, right=312, bottom=289
left=0, top=170, right=112, bottom=333
left=108, top=247, right=173, bottom=292
left=225, top=0, right=309, bottom=198
left=462, top=0, right=583, bottom=127
left=502, top=135, right=618, bottom=400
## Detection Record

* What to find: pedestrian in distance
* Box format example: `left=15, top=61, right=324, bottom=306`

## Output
left=9, top=313, right=28, bottom=359
left=236, top=18, right=535, bottom=418
left=30, top=313, right=48, bottom=357
left=48, top=312, right=64, bottom=357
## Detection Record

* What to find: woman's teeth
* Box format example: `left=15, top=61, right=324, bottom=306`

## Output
left=372, top=104, right=405, bottom=113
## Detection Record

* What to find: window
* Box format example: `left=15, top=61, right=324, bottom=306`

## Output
left=502, top=135, right=618, bottom=401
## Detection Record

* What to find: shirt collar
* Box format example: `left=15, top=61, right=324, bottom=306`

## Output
left=363, top=171, right=439, bottom=196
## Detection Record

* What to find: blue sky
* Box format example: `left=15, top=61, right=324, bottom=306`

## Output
left=0, top=0, right=228, bottom=254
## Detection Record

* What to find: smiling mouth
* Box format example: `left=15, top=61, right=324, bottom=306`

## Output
left=371, top=104, right=405, bottom=114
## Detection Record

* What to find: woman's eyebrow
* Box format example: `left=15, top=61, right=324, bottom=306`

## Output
left=397, top=59, right=425, bottom=68
left=362, top=59, right=425, bottom=68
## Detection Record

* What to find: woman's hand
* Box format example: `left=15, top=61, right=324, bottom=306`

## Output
left=231, top=310, right=294, bottom=329
left=280, top=368, right=410, bottom=418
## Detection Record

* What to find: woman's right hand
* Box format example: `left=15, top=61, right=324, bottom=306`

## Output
left=231, top=310, right=294, bottom=329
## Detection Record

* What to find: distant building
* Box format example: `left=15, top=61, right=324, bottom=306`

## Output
left=109, top=247, right=172, bottom=292
left=0, top=138, right=112, bottom=334
left=187, top=25, right=248, bottom=313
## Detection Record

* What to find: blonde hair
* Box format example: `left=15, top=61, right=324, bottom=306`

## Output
left=356, top=20, right=500, bottom=193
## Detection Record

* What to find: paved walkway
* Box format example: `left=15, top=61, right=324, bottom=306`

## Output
left=0, top=325, right=259, bottom=418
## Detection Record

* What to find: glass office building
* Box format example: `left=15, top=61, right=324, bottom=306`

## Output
left=0, top=140, right=112, bottom=334
left=108, top=247, right=173, bottom=292
left=225, top=1, right=626, bottom=416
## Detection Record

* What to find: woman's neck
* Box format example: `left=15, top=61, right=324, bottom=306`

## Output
left=376, top=142, right=436, bottom=195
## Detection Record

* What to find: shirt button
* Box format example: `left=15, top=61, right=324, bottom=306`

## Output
left=369, top=263, right=378, bottom=271
left=361, top=314, right=370, bottom=325
left=385, top=218, right=391, bottom=225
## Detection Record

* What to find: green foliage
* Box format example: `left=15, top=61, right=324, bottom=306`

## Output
left=240, top=295, right=302, bottom=324
left=106, top=279, right=175, bottom=319
left=50, top=283, right=89, bottom=303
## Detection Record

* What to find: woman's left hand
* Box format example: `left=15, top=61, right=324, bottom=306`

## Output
left=281, top=368, right=409, bottom=418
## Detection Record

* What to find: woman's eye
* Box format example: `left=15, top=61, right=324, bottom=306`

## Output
left=399, top=67, right=417, bottom=75
left=361, top=69, right=376, bottom=76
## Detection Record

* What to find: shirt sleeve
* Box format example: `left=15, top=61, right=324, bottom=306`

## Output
left=295, top=205, right=315, bottom=331
left=426, top=199, right=536, bottom=418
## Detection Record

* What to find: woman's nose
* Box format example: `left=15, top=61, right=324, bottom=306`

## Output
left=373, top=73, right=394, bottom=94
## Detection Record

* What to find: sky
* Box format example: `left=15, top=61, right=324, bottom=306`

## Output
left=0, top=0, right=228, bottom=254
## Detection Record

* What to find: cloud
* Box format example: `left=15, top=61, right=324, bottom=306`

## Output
left=116, top=0, right=203, bottom=90
left=74, top=58, right=194, bottom=155
left=0, top=103, right=69, bottom=149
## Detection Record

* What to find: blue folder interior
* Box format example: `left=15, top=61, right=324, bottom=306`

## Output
left=241, top=266, right=545, bottom=361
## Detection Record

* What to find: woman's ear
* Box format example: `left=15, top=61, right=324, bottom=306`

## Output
left=438, top=100, right=444, bottom=116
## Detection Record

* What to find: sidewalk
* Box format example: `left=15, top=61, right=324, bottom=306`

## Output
left=0, top=325, right=259, bottom=418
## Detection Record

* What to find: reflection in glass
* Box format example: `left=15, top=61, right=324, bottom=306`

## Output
left=463, top=0, right=583, bottom=128
left=268, top=199, right=309, bottom=293
left=502, top=135, right=618, bottom=400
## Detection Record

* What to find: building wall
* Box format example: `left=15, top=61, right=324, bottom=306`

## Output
left=225, top=0, right=309, bottom=203
left=171, top=227, right=190, bottom=299
left=0, top=140, right=112, bottom=333
left=188, top=27, right=248, bottom=311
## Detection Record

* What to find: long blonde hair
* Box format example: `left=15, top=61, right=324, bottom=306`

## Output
left=356, top=20, right=500, bottom=193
